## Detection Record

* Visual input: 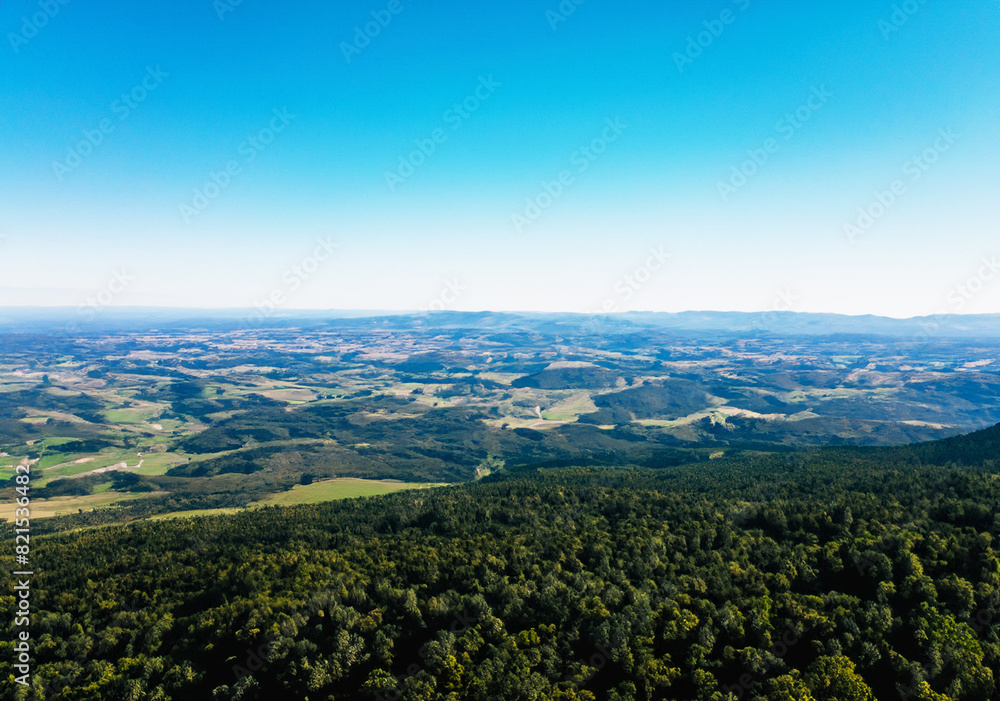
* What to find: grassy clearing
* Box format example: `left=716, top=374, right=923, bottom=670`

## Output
left=103, top=406, right=160, bottom=424
left=136, top=479, right=454, bottom=521
left=0, top=490, right=168, bottom=520
left=130, top=452, right=187, bottom=476
left=251, top=478, right=450, bottom=507
left=43, top=452, right=137, bottom=479
left=36, top=453, right=80, bottom=470
left=43, top=461, right=115, bottom=479
left=541, top=392, right=598, bottom=422
left=146, top=507, right=245, bottom=521
left=259, top=387, right=318, bottom=403
left=476, top=372, right=521, bottom=384
left=484, top=417, right=566, bottom=430
left=40, top=437, right=80, bottom=448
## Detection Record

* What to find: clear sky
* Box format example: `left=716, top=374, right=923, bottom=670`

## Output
left=1, top=0, right=998, bottom=317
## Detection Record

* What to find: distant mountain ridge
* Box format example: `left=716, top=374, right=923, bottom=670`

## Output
left=1, top=307, right=999, bottom=337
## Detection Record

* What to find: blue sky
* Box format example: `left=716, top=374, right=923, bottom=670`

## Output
left=1, top=0, right=998, bottom=317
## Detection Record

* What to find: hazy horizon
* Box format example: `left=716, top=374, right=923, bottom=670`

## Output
left=2, top=1, right=998, bottom=318
left=3, top=304, right=1000, bottom=322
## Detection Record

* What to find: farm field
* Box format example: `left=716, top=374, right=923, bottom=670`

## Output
left=0, top=490, right=167, bottom=520
left=2, top=311, right=999, bottom=523
left=250, top=477, right=451, bottom=506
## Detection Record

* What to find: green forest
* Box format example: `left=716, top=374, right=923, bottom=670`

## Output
left=3, top=424, right=1000, bottom=700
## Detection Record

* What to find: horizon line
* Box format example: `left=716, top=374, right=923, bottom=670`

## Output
left=1, top=306, right=1000, bottom=322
